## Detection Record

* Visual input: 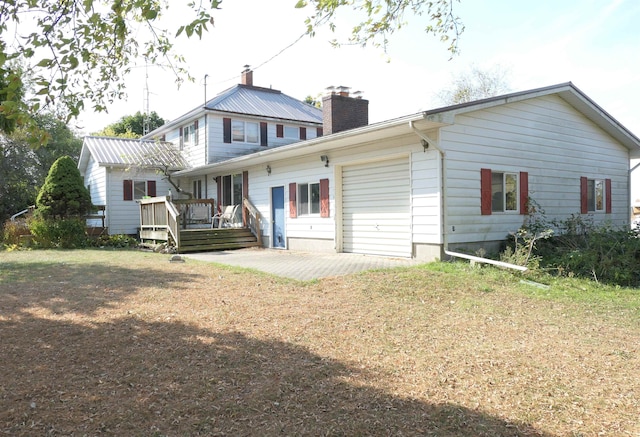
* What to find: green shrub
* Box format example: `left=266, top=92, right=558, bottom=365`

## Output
left=29, top=217, right=89, bottom=249
left=35, top=155, right=91, bottom=220
left=501, top=199, right=640, bottom=287
left=91, top=234, right=139, bottom=248
left=2, top=219, right=31, bottom=246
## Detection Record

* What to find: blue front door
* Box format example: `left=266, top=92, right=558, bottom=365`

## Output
left=271, top=186, right=285, bottom=248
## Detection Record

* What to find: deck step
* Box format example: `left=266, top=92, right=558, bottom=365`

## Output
left=177, top=228, right=259, bottom=253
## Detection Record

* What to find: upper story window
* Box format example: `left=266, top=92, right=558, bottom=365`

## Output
left=181, top=121, right=198, bottom=149
left=298, top=182, right=320, bottom=215
left=232, top=120, right=259, bottom=143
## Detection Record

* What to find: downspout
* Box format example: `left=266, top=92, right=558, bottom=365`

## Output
left=410, top=121, right=527, bottom=272
left=630, top=160, right=640, bottom=222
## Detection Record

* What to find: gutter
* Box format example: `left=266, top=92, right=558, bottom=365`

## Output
left=409, top=121, right=528, bottom=272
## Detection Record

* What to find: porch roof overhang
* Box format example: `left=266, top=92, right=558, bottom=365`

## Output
left=174, top=113, right=447, bottom=178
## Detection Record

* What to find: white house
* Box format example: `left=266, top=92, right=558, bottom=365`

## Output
left=79, top=68, right=327, bottom=235
left=169, top=82, right=640, bottom=260
left=77, top=137, right=187, bottom=234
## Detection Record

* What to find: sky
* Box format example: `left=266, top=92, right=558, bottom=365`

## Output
left=76, top=0, right=640, bottom=138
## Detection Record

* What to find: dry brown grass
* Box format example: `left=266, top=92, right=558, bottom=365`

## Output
left=1, top=249, right=639, bottom=436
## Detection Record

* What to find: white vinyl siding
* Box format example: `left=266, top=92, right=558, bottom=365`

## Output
left=342, top=157, right=411, bottom=257
left=443, top=94, right=630, bottom=245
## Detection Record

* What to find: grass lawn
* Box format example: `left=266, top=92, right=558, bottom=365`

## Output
left=1, top=249, right=639, bottom=436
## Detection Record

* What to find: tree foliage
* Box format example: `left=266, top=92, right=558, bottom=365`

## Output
left=437, top=65, right=511, bottom=105
left=35, top=156, right=91, bottom=220
left=296, top=0, right=464, bottom=55
left=0, top=0, right=221, bottom=143
left=93, top=111, right=165, bottom=138
left=0, top=114, right=82, bottom=223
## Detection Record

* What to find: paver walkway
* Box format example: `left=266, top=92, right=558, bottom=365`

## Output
left=183, top=248, right=420, bottom=281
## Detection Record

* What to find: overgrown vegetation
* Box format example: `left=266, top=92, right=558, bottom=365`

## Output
left=501, top=199, right=640, bottom=287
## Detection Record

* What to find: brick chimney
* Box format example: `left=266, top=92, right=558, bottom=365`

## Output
left=322, top=86, right=368, bottom=135
left=241, top=65, right=253, bottom=86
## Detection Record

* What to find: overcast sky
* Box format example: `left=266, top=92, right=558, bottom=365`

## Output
left=76, top=0, right=640, bottom=137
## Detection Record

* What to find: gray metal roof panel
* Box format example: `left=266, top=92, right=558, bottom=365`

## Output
left=205, top=85, right=322, bottom=123
left=83, top=136, right=188, bottom=168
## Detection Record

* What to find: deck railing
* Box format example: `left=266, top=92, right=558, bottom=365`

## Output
left=173, top=198, right=216, bottom=228
left=243, top=197, right=262, bottom=246
left=139, top=196, right=180, bottom=246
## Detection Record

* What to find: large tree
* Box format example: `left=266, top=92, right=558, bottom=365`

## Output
left=436, top=65, right=511, bottom=105
left=93, top=111, right=165, bottom=138
left=1, top=1, right=463, bottom=143
left=297, top=0, right=464, bottom=54
left=0, top=114, right=82, bottom=223
left=0, top=0, right=221, bottom=142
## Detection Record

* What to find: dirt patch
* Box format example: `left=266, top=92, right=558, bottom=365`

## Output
left=1, top=250, right=639, bottom=436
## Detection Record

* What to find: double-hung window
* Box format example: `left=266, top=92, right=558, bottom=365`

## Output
left=181, top=121, right=198, bottom=149
left=581, top=177, right=611, bottom=214
left=232, top=120, right=259, bottom=143
left=587, top=179, right=604, bottom=212
left=491, top=172, right=518, bottom=212
left=481, top=169, right=528, bottom=215
left=123, top=180, right=156, bottom=201
left=298, top=182, right=320, bottom=215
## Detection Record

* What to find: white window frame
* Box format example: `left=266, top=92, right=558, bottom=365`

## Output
left=133, top=181, right=151, bottom=200
left=491, top=172, right=519, bottom=213
left=182, top=122, right=198, bottom=148
left=587, top=179, right=605, bottom=212
left=297, top=182, right=320, bottom=216
left=232, top=120, right=259, bottom=144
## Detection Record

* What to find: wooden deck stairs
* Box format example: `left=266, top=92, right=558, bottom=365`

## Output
left=176, top=227, right=260, bottom=253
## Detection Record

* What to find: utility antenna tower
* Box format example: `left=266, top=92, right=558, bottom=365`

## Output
left=142, top=63, right=151, bottom=136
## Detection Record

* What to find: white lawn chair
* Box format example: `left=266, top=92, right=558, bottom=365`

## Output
left=213, top=204, right=240, bottom=228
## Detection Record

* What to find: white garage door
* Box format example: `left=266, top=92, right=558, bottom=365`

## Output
left=342, top=157, right=411, bottom=257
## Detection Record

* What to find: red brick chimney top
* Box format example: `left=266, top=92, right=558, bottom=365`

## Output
left=241, top=65, right=253, bottom=86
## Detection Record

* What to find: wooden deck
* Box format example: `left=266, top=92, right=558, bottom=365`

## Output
left=138, top=197, right=262, bottom=253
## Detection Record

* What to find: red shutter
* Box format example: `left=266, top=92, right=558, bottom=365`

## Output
left=289, top=183, right=297, bottom=218
left=123, top=179, right=133, bottom=201
left=480, top=168, right=492, bottom=215
left=161, top=134, right=166, bottom=142
left=147, top=180, right=156, bottom=197
left=194, top=119, right=199, bottom=145
left=316, top=127, right=323, bottom=137
left=580, top=176, right=588, bottom=214
left=194, top=119, right=198, bottom=130
left=260, top=122, right=268, bottom=147
left=519, top=171, right=528, bottom=215
left=300, top=127, right=307, bottom=140
left=605, top=178, right=612, bottom=214
left=179, top=127, right=183, bottom=149
left=276, top=124, right=284, bottom=138
left=320, top=178, right=330, bottom=218
left=223, top=118, right=232, bottom=143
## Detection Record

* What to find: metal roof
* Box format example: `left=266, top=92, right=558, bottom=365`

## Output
left=205, top=84, right=323, bottom=123
left=80, top=136, right=188, bottom=169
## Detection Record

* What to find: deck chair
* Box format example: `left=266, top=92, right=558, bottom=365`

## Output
left=213, top=204, right=240, bottom=228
